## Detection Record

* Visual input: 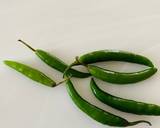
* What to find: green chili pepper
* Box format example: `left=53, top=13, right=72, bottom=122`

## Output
left=74, top=50, right=154, bottom=67
left=87, top=65, right=157, bottom=84
left=65, top=77, right=151, bottom=127
left=4, top=60, right=56, bottom=87
left=90, top=78, right=160, bottom=115
left=63, top=50, right=155, bottom=77
left=18, top=40, right=90, bottom=78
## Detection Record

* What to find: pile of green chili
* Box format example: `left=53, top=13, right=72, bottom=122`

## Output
left=4, top=39, right=159, bottom=127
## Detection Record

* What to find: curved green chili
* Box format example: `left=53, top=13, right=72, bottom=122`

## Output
left=87, top=65, right=157, bottom=84
left=65, top=77, right=151, bottom=127
left=63, top=50, right=155, bottom=77
left=74, top=50, right=154, bottom=67
left=18, top=40, right=90, bottom=78
left=91, top=78, right=160, bottom=115
left=4, top=60, right=56, bottom=87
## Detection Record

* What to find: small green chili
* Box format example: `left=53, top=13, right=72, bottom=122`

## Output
left=18, top=40, right=90, bottom=78
left=4, top=60, right=56, bottom=87
left=87, top=65, right=157, bottom=84
left=90, top=78, right=160, bottom=115
left=73, top=50, right=154, bottom=67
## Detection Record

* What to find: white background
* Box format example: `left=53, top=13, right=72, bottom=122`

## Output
left=0, top=0, right=160, bottom=128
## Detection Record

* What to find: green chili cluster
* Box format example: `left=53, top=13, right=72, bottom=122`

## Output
left=4, top=39, right=159, bottom=127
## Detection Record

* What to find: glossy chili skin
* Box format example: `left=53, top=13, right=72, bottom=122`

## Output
left=87, top=65, right=157, bottom=84
left=90, top=78, right=160, bottom=115
left=36, top=50, right=90, bottom=78
left=75, top=50, right=154, bottom=67
left=65, top=77, right=151, bottom=127
left=4, top=60, right=56, bottom=87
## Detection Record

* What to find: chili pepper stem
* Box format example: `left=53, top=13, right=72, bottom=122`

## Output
left=63, top=57, right=80, bottom=78
left=75, top=56, right=88, bottom=67
left=18, top=39, right=36, bottom=52
left=56, top=76, right=72, bottom=86
left=128, top=120, right=151, bottom=126
left=74, top=56, right=90, bottom=73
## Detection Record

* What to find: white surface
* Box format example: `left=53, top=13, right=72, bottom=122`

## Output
left=0, top=0, right=160, bottom=128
